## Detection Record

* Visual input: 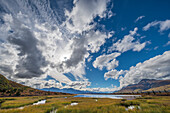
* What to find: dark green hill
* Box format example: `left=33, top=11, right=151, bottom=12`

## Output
left=0, top=74, right=68, bottom=97
left=0, top=74, right=29, bottom=89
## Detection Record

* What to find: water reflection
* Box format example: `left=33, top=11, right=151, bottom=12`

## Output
left=74, top=94, right=141, bottom=100
left=33, top=100, right=46, bottom=105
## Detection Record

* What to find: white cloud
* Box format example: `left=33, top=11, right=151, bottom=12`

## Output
left=154, top=46, right=159, bottom=50
left=143, top=21, right=160, bottom=31
left=1, top=13, right=73, bottom=81
left=164, top=41, right=170, bottom=46
left=31, top=79, right=63, bottom=89
left=104, top=69, right=125, bottom=80
left=93, top=52, right=121, bottom=70
left=85, top=30, right=110, bottom=53
left=135, top=15, right=145, bottom=23
left=66, top=80, right=91, bottom=89
left=108, top=31, right=115, bottom=38
left=0, top=0, right=113, bottom=90
left=119, top=51, right=170, bottom=88
left=143, top=20, right=170, bottom=32
left=87, top=56, right=93, bottom=62
left=65, top=0, right=110, bottom=33
left=84, top=86, right=121, bottom=92
left=108, top=27, right=148, bottom=53
left=103, top=51, right=170, bottom=90
left=159, top=20, right=170, bottom=31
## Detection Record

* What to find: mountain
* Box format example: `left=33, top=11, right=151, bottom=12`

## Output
left=117, top=79, right=170, bottom=93
left=41, top=87, right=95, bottom=94
left=0, top=74, right=68, bottom=96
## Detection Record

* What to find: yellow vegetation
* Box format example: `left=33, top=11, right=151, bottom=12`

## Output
left=0, top=95, right=170, bottom=113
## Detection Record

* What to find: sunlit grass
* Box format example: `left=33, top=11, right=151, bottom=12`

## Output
left=0, top=96, right=45, bottom=109
left=0, top=95, right=170, bottom=113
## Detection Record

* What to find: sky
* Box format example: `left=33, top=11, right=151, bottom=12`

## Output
left=0, top=0, right=170, bottom=92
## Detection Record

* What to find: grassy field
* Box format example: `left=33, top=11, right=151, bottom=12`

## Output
left=0, top=95, right=170, bottom=113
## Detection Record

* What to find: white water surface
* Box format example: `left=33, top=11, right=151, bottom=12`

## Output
left=33, top=100, right=46, bottom=105
left=74, top=94, right=141, bottom=100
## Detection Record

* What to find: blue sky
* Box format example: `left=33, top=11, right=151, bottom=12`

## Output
left=0, top=0, right=170, bottom=92
left=85, top=0, right=170, bottom=89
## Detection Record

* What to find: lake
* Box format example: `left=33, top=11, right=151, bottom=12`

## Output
left=74, top=94, right=141, bottom=100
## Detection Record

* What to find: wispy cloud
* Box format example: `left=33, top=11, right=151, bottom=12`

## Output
left=135, top=15, right=145, bottom=23
left=143, top=19, right=170, bottom=32
left=164, top=41, right=170, bottom=46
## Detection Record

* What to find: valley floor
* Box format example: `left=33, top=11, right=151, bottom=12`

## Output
left=0, top=95, right=170, bottom=113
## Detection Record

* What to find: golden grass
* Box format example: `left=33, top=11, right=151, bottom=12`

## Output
left=0, top=96, right=45, bottom=109
left=0, top=95, right=170, bottom=113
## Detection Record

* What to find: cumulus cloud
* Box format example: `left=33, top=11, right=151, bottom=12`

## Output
left=7, top=21, right=47, bottom=78
left=65, top=0, right=110, bottom=33
left=135, top=15, right=145, bottom=23
left=93, top=52, right=121, bottom=70
left=143, top=19, right=170, bottom=32
left=58, top=37, right=87, bottom=72
left=55, top=30, right=110, bottom=75
left=104, top=69, right=125, bottom=80
left=85, top=30, right=111, bottom=53
left=108, top=27, right=148, bottom=53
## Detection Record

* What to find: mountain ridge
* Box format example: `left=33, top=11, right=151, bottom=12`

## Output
left=117, top=79, right=170, bottom=93
left=40, top=87, right=107, bottom=94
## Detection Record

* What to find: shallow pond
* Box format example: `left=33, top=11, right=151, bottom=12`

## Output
left=33, top=99, right=46, bottom=105
left=18, top=99, right=46, bottom=109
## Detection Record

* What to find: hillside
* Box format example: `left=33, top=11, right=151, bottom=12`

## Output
left=117, top=79, right=170, bottom=93
left=0, top=74, right=69, bottom=96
